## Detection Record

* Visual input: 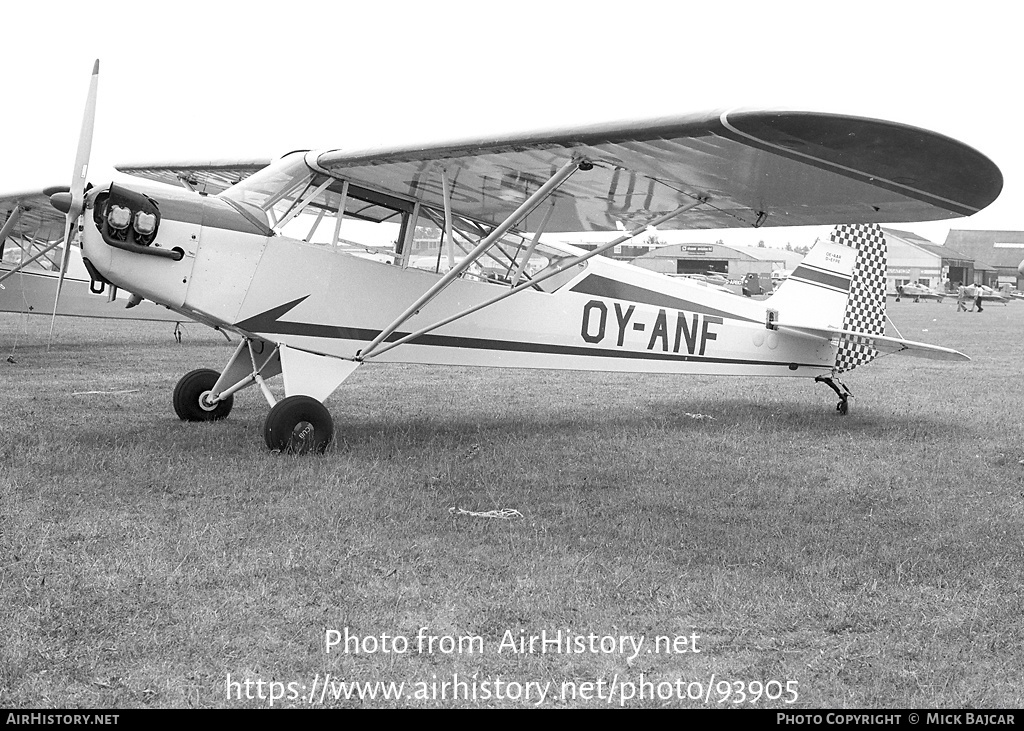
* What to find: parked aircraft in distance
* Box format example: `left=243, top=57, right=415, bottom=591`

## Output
left=969, top=284, right=1010, bottom=305
left=892, top=282, right=946, bottom=303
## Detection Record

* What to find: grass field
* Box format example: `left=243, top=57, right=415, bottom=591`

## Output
left=1, top=300, right=1022, bottom=708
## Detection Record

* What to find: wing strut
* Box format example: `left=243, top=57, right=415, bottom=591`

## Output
left=0, top=238, right=68, bottom=285
left=441, top=167, right=456, bottom=270
left=361, top=195, right=709, bottom=361
left=0, top=205, right=23, bottom=251
left=357, top=156, right=585, bottom=359
left=511, top=199, right=556, bottom=286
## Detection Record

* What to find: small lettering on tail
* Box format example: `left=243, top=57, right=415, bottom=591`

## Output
left=831, top=224, right=887, bottom=373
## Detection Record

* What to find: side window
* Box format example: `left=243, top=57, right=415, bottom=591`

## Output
left=406, top=207, right=585, bottom=291
left=220, top=155, right=585, bottom=288
left=272, top=179, right=413, bottom=266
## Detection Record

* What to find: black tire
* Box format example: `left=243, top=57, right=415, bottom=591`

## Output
left=173, top=368, right=233, bottom=421
left=263, top=395, right=333, bottom=454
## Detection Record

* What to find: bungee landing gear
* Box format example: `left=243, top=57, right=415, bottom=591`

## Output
left=815, top=374, right=852, bottom=416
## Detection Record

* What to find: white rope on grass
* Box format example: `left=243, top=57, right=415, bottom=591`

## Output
left=448, top=507, right=523, bottom=520
left=71, top=389, right=140, bottom=396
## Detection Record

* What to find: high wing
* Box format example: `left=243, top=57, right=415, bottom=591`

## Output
left=0, top=187, right=69, bottom=263
left=776, top=324, right=969, bottom=361
left=310, top=110, right=1002, bottom=231
left=114, top=159, right=271, bottom=195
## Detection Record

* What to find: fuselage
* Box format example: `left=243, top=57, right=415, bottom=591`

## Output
left=79, top=156, right=837, bottom=379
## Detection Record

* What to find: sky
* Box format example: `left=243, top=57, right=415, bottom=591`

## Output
left=2, top=0, right=1019, bottom=250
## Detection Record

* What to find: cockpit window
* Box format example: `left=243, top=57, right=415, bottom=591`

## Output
left=408, top=207, right=585, bottom=292
left=218, top=153, right=585, bottom=291
left=220, top=153, right=412, bottom=261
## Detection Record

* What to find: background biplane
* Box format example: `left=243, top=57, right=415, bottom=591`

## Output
left=1, top=62, right=1003, bottom=453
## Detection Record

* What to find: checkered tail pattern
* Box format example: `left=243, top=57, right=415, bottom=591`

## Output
left=830, top=224, right=887, bottom=373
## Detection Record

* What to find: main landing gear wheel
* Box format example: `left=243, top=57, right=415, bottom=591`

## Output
left=264, top=395, right=334, bottom=454
left=173, top=368, right=233, bottom=421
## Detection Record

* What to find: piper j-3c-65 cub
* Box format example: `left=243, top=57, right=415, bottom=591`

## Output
left=9, top=61, right=1002, bottom=453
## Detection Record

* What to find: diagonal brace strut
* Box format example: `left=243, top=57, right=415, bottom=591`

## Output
left=362, top=195, right=709, bottom=361
left=358, top=156, right=585, bottom=359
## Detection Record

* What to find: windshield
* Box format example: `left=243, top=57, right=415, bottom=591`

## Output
left=220, top=152, right=412, bottom=259
left=219, top=151, right=313, bottom=226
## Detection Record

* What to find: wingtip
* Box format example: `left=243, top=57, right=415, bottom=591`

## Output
left=92, top=59, right=100, bottom=74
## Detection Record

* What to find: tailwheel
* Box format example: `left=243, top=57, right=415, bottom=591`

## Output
left=264, top=395, right=334, bottom=454
left=173, top=368, right=233, bottom=421
left=815, top=373, right=852, bottom=417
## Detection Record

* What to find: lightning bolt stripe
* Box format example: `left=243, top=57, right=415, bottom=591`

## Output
left=234, top=296, right=825, bottom=368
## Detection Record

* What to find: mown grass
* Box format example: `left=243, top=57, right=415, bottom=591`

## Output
left=1, top=301, right=1022, bottom=708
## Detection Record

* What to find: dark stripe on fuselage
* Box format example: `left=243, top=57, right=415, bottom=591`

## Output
left=568, top=274, right=759, bottom=323
left=234, top=296, right=824, bottom=369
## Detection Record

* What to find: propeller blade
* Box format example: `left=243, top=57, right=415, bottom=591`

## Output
left=48, top=59, right=100, bottom=349
left=70, top=59, right=100, bottom=217
left=47, top=215, right=76, bottom=347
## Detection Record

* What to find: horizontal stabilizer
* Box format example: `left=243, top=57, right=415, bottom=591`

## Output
left=776, top=323, right=969, bottom=362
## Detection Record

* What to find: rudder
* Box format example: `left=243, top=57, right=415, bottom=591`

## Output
left=830, top=224, right=887, bottom=373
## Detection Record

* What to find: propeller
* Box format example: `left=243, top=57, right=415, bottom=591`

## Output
left=47, top=59, right=99, bottom=348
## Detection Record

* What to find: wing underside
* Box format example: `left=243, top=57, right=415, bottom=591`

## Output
left=1, top=111, right=1003, bottom=270
left=309, top=110, right=1003, bottom=232
left=113, top=160, right=271, bottom=195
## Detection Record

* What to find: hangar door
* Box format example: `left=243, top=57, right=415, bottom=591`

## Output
left=947, top=266, right=969, bottom=288
left=677, top=259, right=729, bottom=275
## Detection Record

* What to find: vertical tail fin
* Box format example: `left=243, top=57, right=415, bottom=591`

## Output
left=768, top=223, right=888, bottom=373
left=831, top=224, right=887, bottom=373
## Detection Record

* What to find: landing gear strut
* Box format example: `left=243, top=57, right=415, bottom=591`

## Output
left=815, top=374, right=852, bottom=415
left=172, top=339, right=353, bottom=453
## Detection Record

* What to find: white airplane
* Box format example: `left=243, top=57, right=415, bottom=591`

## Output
left=2, top=61, right=1003, bottom=453
left=891, top=281, right=946, bottom=303
left=1, top=242, right=180, bottom=323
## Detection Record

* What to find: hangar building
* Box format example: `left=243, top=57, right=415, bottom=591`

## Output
left=943, top=230, right=1024, bottom=289
left=884, top=228, right=975, bottom=293
left=628, top=243, right=801, bottom=278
